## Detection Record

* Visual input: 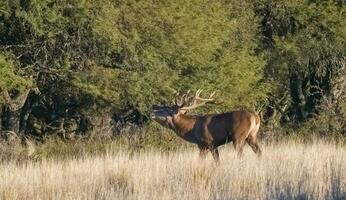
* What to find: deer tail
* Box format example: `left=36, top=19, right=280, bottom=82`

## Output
left=254, top=113, right=260, bottom=125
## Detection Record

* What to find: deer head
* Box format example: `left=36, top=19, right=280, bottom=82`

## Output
left=152, top=89, right=215, bottom=127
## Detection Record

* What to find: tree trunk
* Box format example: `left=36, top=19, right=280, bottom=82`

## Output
left=1, top=89, right=31, bottom=134
left=2, top=106, right=21, bottom=133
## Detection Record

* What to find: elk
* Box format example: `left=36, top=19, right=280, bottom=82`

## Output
left=152, top=90, right=262, bottom=162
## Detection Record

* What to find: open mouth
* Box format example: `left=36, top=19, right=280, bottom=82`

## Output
left=151, top=113, right=166, bottom=121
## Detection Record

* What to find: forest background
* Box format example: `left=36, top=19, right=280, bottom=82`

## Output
left=0, top=0, right=345, bottom=155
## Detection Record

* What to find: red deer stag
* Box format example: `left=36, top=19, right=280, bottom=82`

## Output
left=152, top=90, right=261, bottom=162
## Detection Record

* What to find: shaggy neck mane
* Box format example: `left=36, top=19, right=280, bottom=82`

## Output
left=172, top=114, right=196, bottom=136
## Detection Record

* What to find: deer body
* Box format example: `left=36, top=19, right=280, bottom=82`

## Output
left=152, top=90, right=262, bottom=161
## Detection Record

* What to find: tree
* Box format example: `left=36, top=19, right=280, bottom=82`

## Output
left=256, top=0, right=346, bottom=134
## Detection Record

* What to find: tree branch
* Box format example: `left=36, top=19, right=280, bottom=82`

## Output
left=1, top=88, right=31, bottom=111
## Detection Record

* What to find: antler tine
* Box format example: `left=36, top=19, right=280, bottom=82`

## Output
left=209, top=91, right=216, bottom=98
left=174, top=89, right=191, bottom=106
left=185, top=90, right=191, bottom=102
left=181, top=89, right=191, bottom=105
left=173, top=98, right=177, bottom=106
left=196, top=89, right=202, bottom=97
left=195, top=90, right=216, bottom=101
left=173, top=92, right=179, bottom=106
left=179, top=90, right=216, bottom=111
left=174, top=91, right=183, bottom=106
left=192, top=89, right=202, bottom=104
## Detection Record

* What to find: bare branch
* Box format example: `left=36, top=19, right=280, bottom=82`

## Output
left=1, top=88, right=31, bottom=111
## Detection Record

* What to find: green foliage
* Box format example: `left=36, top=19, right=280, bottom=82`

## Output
left=0, top=54, right=32, bottom=106
left=257, top=0, right=346, bottom=130
left=72, top=65, right=121, bottom=106
left=0, top=0, right=344, bottom=139
left=90, top=0, right=269, bottom=114
left=0, top=0, right=268, bottom=114
left=0, top=55, right=31, bottom=91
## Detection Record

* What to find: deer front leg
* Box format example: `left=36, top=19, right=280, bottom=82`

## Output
left=210, top=147, right=219, bottom=162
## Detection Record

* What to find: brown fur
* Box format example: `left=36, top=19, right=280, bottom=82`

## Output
left=254, top=113, right=260, bottom=125
left=159, top=110, right=262, bottom=161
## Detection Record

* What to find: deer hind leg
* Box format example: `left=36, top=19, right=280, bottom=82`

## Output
left=233, top=139, right=245, bottom=158
left=246, top=130, right=262, bottom=158
left=232, top=128, right=248, bottom=158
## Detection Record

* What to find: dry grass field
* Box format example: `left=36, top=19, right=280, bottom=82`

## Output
left=0, top=141, right=345, bottom=200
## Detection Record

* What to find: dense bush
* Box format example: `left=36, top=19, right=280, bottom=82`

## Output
left=0, top=0, right=345, bottom=142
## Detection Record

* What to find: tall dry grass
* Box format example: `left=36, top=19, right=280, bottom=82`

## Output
left=0, top=142, right=345, bottom=200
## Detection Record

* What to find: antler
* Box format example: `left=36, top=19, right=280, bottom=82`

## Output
left=174, top=89, right=191, bottom=107
left=177, top=89, right=216, bottom=111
